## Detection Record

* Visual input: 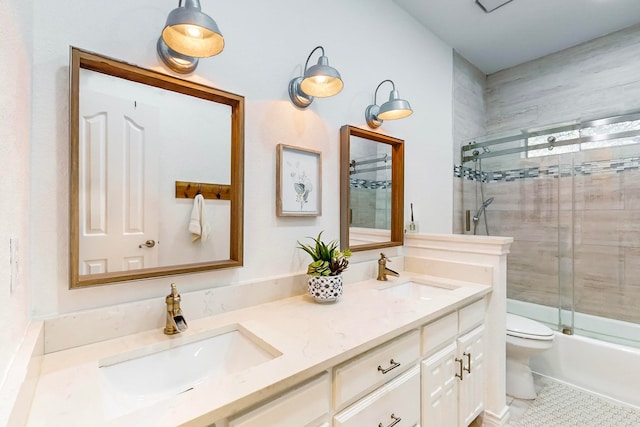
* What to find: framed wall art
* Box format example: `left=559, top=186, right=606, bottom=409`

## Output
left=276, top=144, right=322, bottom=216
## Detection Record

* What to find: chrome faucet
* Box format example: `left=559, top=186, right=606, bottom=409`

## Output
left=164, top=283, right=188, bottom=335
left=377, top=253, right=400, bottom=281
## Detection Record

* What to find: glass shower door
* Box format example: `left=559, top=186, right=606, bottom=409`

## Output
left=570, top=141, right=640, bottom=348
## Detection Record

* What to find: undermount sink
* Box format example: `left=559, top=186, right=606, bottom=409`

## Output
left=98, top=324, right=280, bottom=419
left=378, top=278, right=457, bottom=301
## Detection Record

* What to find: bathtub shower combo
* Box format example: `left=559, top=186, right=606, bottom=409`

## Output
left=458, top=110, right=640, bottom=409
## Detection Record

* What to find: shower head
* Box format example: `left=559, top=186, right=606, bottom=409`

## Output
left=473, top=197, right=494, bottom=222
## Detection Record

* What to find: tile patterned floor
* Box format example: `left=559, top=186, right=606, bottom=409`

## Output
left=507, top=375, right=640, bottom=427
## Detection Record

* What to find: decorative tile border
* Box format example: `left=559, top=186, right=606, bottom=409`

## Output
left=350, top=178, right=391, bottom=189
left=454, top=156, right=640, bottom=183
left=454, top=165, right=487, bottom=182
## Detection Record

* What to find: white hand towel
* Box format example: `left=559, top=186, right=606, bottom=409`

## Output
left=188, top=194, right=210, bottom=242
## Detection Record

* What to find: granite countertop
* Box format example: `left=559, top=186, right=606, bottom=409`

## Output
left=26, top=273, right=490, bottom=427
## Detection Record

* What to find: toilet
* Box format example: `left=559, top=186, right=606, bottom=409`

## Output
left=506, top=313, right=554, bottom=399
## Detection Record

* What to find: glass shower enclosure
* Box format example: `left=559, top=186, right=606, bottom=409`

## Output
left=459, top=111, right=640, bottom=348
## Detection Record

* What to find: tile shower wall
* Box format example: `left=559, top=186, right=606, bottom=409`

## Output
left=452, top=52, right=487, bottom=234
left=349, top=185, right=392, bottom=229
left=350, top=136, right=393, bottom=230
left=485, top=24, right=640, bottom=136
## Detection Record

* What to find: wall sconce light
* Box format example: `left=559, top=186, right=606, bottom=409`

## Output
left=288, top=46, right=344, bottom=108
left=157, top=0, right=224, bottom=74
left=365, top=79, right=413, bottom=129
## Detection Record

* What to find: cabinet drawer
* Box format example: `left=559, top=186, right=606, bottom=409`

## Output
left=334, top=330, right=419, bottom=409
left=334, top=365, right=420, bottom=427
left=458, top=298, right=485, bottom=334
left=228, top=373, right=330, bottom=427
left=421, top=311, right=457, bottom=356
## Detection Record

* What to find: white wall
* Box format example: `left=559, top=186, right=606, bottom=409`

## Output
left=0, top=2, right=32, bottom=383
left=27, top=0, right=453, bottom=317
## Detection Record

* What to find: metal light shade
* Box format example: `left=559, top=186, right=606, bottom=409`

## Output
left=378, top=90, right=413, bottom=120
left=161, top=0, right=224, bottom=58
left=288, top=46, right=343, bottom=108
left=300, top=56, right=343, bottom=98
left=365, top=80, right=413, bottom=128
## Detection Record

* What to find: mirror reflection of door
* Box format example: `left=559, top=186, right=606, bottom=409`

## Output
left=79, top=89, right=160, bottom=274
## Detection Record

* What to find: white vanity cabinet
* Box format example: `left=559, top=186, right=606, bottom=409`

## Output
left=334, top=365, right=420, bottom=427
left=225, top=373, right=331, bottom=427
left=333, top=330, right=421, bottom=427
left=457, top=325, right=484, bottom=426
left=421, top=298, right=486, bottom=427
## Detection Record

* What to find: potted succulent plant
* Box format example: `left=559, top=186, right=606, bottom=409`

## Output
left=297, top=231, right=351, bottom=303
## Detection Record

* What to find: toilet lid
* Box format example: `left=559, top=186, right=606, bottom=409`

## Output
left=506, top=313, right=554, bottom=340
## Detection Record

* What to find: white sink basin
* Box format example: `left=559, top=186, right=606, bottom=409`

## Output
left=379, top=278, right=457, bottom=301
left=98, top=324, right=280, bottom=419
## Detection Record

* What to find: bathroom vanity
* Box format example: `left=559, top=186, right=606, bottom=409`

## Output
left=226, top=295, right=487, bottom=427
left=25, top=273, right=491, bottom=426
left=14, top=234, right=512, bottom=426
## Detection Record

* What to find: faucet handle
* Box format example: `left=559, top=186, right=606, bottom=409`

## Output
left=379, top=253, right=391, bottom=263
left=168, top=283, right=179, bottom=298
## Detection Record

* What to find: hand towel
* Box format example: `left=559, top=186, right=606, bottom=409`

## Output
left=188, top=194, right=210, bottom=242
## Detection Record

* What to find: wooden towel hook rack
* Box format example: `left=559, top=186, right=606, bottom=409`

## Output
left=175, top=181, right=232, bottom=201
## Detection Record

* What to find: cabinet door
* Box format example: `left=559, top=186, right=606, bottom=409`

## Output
left=228, top=373, right=330, bottom=427
left=421, top=342, right=458, bottom=427
left=457, top=325, right=485, bottom=427
left=334, top=365, right=420, bottom=427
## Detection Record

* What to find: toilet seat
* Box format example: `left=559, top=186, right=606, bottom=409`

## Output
left=506, top=313, right=554, bottom=340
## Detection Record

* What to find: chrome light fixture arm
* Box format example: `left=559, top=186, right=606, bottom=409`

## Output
left=157, top=37, right=199, bottom=74
left=366, top=79, right=395, bottom=129
left=288, top=45, right=343, bottom=108
left=365, top=79, right=413, bottom=129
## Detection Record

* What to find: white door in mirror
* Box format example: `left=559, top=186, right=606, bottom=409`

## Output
left=79, top=90, right=159, bottom=274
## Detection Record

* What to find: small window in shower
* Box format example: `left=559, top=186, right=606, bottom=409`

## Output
left=526, top=117, right=640, bottom=158
left=579, top=118, right=640, bottom=151
left=526, top=129, right=580, bottom=158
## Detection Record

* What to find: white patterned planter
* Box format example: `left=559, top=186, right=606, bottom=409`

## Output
left=308, top=275, right=343, bottom=303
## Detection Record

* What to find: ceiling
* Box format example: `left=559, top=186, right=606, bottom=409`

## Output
left=393, top=0, right=640, bottom=74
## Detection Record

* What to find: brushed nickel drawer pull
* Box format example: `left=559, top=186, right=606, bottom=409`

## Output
left=455, top=357, right=464, bottom=380
left=464, top=352, right=472, bottom=373
left=378, top=413, right=401, bottom=427
left=377, top=359, right=401, bottom=374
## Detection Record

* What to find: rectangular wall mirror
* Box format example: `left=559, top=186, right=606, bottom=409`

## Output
left=69, top=47, right=244, bottom=288
left=340, top=125, right=404, bottom=251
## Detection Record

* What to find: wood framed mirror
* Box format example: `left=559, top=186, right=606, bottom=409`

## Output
left=70, top=47, right=244, bottom=288
left=340, top=125, right=404, bottom=252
